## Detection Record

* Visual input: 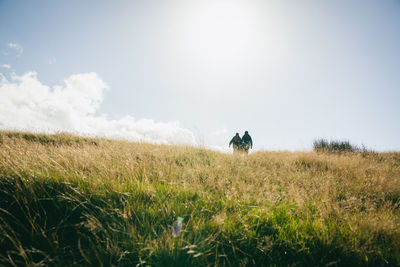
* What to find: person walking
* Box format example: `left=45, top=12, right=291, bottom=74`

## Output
left=241, top=131, right=253, bottom=154
left=229, top=133, right=242, bottom=153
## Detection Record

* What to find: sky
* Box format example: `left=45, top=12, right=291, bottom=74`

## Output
left=0, top=0, right=399, bottom=152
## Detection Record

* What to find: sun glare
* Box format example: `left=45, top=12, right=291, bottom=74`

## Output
left=184, top=1, right=260, bottom=70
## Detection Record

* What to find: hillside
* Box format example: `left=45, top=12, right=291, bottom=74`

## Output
left=0, top=131, right=399, bottom=266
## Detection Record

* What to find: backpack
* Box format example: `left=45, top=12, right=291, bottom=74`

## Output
left=242, top=134, right=250, bottom=144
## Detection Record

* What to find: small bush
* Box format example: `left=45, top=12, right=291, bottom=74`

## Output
left=313, top=139, right=360, bottom=153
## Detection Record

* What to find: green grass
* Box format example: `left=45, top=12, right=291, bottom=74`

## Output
left=0, top=131, right=399, bottom=266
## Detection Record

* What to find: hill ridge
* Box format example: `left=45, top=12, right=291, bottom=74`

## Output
left=0, top=131, right=399, bottom=266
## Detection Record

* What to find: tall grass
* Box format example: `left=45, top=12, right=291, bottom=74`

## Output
left=0, top=131, right=399, bottom=266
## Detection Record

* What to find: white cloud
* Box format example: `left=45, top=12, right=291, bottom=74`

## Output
left=7, top=43, right=23, bottom=57
left=1, top=64, right=11, bottom=69
left=0, top=71, right=196, bottom=145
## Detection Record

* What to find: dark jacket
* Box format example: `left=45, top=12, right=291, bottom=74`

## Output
left=241, top=133, right=253, bottom=147
left=229, top=135, right=242, bottom=146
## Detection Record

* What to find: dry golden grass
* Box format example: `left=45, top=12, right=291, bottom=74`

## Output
left=0, top=131, right=399, bottom=266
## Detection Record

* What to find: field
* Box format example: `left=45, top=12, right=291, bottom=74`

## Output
left=0, top=131, right=399, bottom=266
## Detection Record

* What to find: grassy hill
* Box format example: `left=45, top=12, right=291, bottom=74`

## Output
left=0, top=131, right=399, bottom=266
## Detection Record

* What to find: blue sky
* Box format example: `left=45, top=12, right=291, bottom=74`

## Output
left=1, top=0, right=399, bottom=151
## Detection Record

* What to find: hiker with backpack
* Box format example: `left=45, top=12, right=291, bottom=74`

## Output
left=241, top=131, right=253, bottom=154
left=229, top=133, right=242, bottom=153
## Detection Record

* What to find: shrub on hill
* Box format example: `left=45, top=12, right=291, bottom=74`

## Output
left=313, top=139, right=365, bottom=153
